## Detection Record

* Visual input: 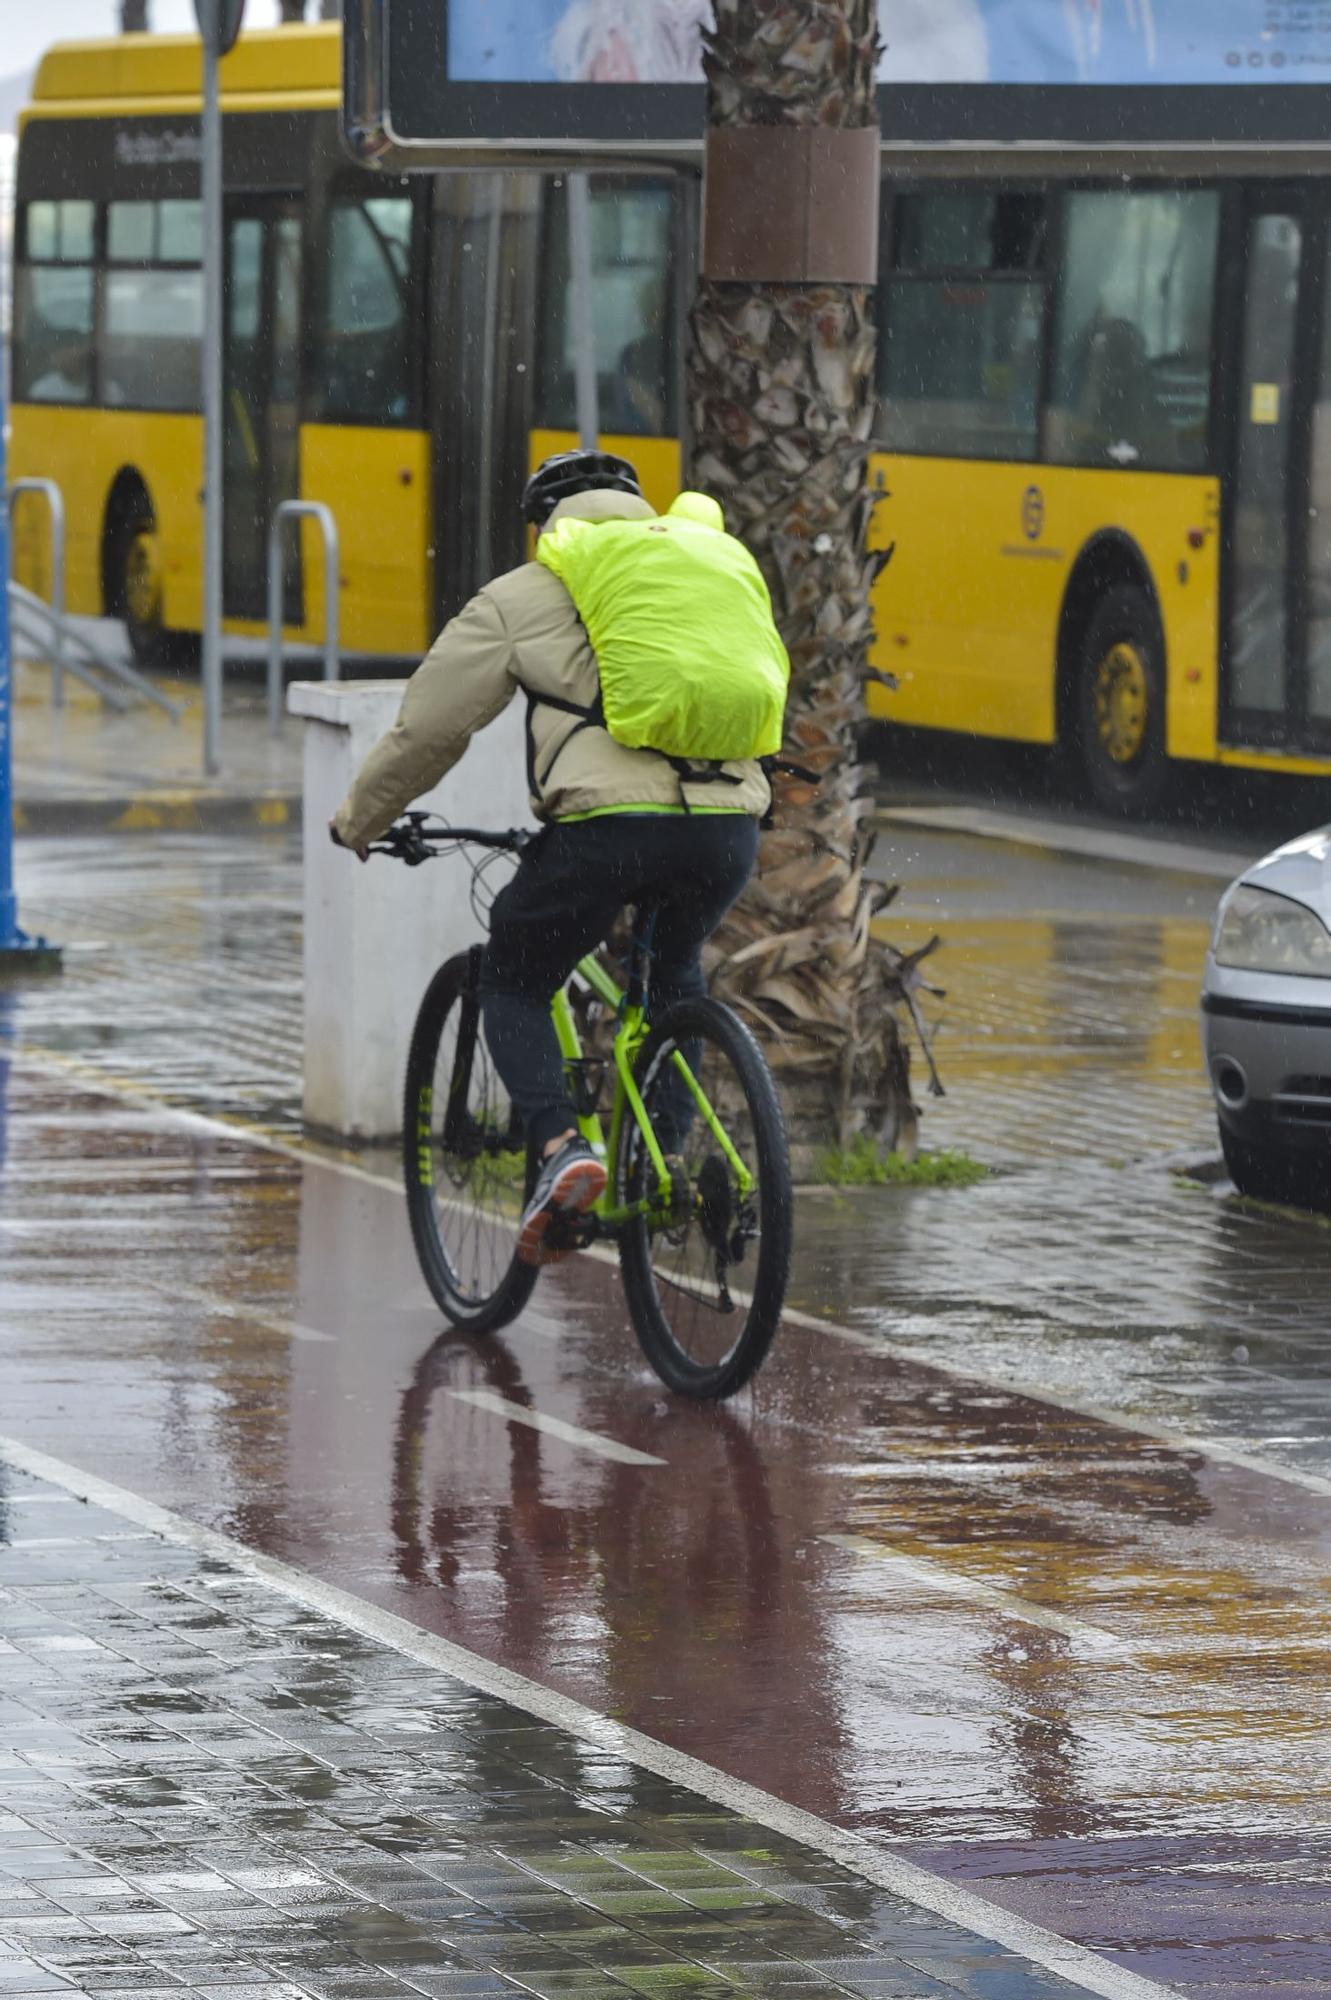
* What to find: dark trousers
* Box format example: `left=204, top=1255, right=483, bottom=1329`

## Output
left=479, top=813, right=760, bottom=1153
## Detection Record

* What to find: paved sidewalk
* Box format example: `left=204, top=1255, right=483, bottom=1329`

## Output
left=0, top=1462, right=1098, bottom=2000
left=9, top=626, right=344, bottom=833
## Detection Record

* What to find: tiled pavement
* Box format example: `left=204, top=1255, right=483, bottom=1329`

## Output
left=11, top=644, right=305, bottom=832
left=0, top=1467, right=1095, bottom=2000
left=8, top=826, right=1220, bottom=1172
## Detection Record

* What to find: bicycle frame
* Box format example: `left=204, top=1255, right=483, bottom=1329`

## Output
left=368, top=815, right=756, bottom=1238
left=552, top=948, right=755, bottom=1236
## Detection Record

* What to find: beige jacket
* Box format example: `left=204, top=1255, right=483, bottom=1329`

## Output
left=333, top=489, right=773, bottom=849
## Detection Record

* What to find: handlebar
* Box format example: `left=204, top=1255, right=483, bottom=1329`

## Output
left=334, top=812, right=533, bottom=868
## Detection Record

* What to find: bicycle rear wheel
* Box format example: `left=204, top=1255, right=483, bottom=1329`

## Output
left=403, top=950, right=538, bottom=1333
left=617, top=996, right=792, bottom=1399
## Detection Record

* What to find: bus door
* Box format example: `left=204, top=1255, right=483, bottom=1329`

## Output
left=1224, top=193, right=1319, bottom=749
left=223, top=197, right=304, bottom=620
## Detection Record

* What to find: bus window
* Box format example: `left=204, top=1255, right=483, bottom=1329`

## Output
left=880, top=189, right=1046, bottom=462
left=103, top=200, right=204, bottom=411
left=1046, top=190, right=1219, bottom=473
left=1311, top=234, right=1331, bottom=731
left=536, top=179, right=676, bottom=438
left=13, top=199, right=95, bottom=404
left=1232, top=211, right=1303, bottom=721
left=311, top=195, right=416, bottom=425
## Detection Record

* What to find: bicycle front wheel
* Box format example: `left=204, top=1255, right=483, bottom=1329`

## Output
left=617, top=996, right=792, bottom=1399
left=403, top=950, right=538, bottom=1333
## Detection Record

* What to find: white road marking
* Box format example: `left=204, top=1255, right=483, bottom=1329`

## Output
left=14, top=1047, right=1331, bottom=1505
left=822, top=1534, right=1135, bottom=1658
left=0, top=1436, right=1184, bottom=2000
left=146, top=1279, right=337, bottom=1345
left=442, top=1388, right=666, bottom=1466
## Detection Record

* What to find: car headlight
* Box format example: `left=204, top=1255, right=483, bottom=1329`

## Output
left=1212, top=884, right=1331, bottom=976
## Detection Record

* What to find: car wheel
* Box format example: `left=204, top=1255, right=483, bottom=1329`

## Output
left=1073, top=584, right=1167, bottom=817
left=1220, top=1122, right=1331, bottom=1213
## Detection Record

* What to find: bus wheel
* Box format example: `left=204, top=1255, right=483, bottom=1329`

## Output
left=1073, top=585, right=1166, bottom=817
left=109, top=498, right=169, bottom=668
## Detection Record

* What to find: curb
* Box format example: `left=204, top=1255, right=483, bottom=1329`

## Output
left=14, top=792, right=300, bottom=835
left=872, top=803, right=1252, bottom=881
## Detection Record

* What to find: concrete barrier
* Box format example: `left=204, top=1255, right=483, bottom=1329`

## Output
left=290, top=679, right=534, bottom=1142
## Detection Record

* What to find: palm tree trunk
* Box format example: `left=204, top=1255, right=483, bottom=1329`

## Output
left=689, top=0, right=919, bottom=1159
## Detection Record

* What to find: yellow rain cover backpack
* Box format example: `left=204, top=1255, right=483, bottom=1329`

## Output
left=536, top=492, right=789, bottom=766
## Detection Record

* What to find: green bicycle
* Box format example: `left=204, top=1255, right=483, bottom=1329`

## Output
left=372, top=813, right=793, bottom=1400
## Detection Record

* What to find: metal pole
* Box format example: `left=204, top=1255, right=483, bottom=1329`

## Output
left=567, top=172, right=599, bottom=450
left=267, top=501, right=340, bottom=736
left=0, top=412, right=18, bottom=949
left=47, top=489, right=65, bottom=711
left=201, top=32, right=224, bottom=776
left=7, top=482, right=65, bottom=709
left=320, top=510, right=340, bottom=684
left=0, top=382, right=57, bottom=967
left=266, top=511, right=283, bottom=739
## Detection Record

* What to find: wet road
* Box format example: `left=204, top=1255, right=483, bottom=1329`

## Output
left=3, top=824, right=1329, bottom=1998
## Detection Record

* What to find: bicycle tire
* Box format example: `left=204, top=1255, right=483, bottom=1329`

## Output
left=402, top=950, right=538, bottom=1334
left=617, top=995, right=792, bottom=1400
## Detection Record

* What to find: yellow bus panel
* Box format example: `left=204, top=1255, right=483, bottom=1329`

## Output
left=9, top=404, right=203, bottom=629
left=26, top=24, right=339, bottom=121
left=299, top=427, right=433, bottom=658
left=866, top=453, right=1222, bottom=764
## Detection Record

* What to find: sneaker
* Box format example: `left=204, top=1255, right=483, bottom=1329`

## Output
left=517, top=1137, right=607, bottom=1267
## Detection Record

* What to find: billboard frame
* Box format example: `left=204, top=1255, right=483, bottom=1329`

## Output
left=341, top=0, right=1331, bottom=172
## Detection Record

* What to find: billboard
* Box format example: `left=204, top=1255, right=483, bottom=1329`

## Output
left=343, top=0, right=1331, bottom=167
left=449, top=2, right=1331, bottom=88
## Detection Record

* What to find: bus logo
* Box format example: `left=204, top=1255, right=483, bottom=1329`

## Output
left=1022, top=486, right=1045, bottom=542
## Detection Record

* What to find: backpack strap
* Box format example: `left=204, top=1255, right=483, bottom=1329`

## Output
left=761, top=756, right=821, bottom=786
left=758, top=755, right=823, bottom=830
left=665, top=757, right=744, bottom=815
left=528, top=688, right=606, bottom=792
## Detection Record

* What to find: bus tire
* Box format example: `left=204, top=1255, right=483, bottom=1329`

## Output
left=106, top=486, right=171, bottom=669
left=1072, top=584, right=1167, bottom=817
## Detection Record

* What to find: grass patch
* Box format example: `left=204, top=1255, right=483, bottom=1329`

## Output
left=816, top=1136, right=988, bottom=1188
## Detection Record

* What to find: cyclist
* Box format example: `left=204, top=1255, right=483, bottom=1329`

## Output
left=332, top=448, right=782, bottom=1267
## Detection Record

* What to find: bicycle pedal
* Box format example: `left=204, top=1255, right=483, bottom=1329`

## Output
left=545, top=1215, right=595, bottom=1253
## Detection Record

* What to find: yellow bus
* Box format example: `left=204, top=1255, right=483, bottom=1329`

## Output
left=870, top=172, right=1331, bottom=814
left=10, top=25, right=684, bottom=670
left=11, top=24, right=1331, bottom=815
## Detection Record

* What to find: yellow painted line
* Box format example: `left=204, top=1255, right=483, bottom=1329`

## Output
left=145, top=1279, right=336, bottom=1346
left=443, top=1388, right=667, bottom=1468
left=822, top=1534, right=1135, bottom=1658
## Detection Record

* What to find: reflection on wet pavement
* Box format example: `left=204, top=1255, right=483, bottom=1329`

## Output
left=7, top=832, right=303, bottom=1134
left=873, top=832, right=1222, bottom=1166
left=6, top=1465, right=1073, bottom=2000
left=790, top=1174, right=1331, bottom=1480
left=2, top=1060, right=1329, bottom=1995
left=4, top=823, right=1328, bottom=1997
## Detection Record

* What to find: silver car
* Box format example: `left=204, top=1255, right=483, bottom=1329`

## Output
left=1202, top=826, right=1331, bottom=1207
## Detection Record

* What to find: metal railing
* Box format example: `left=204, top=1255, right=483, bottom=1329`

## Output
left=8, top=479, right=66, bottom=706
left=7, top=584, right=184, bottom=721
left=267, top=500, right=340, bottom=737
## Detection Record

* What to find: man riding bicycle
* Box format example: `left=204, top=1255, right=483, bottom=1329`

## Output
left=332, top=449, right=786, bottom=1267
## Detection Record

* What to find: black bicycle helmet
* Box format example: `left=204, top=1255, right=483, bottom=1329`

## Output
left=522, top=448, right=644, bottom=528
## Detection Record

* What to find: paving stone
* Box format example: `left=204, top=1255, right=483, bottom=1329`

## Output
left=0, top=1469, right=1121, bottom=2000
